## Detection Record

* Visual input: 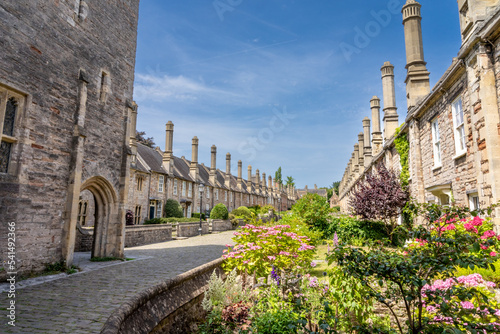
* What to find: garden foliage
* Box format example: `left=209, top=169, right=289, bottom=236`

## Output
left=291, top=193, right=332, bottom=234
left=210, top=203, right=229, bottom=220
left=163, top=198, right=184, bottom=218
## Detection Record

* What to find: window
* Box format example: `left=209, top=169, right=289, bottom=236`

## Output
left=431, top=118, right=441, bottom=167
left=206, top=187, right=210, bottom=199
left=134, top=206, right=142, bottom=225
left=99, top=71, right=110, bottom=103
left=230, top=192, right=233, bottom=203
left=452, top=98, right=466, bottom=156
left=0, top=89, right=24, bottom=174
left=469, top=193, right=480, bottom=212
left=182, top=181, right=187, bottom=197
left=205, top=204, right=209, bottom=213
left=156, top=201, right=162, bottom=218
left=137, top=177, right=143, bottom=191
left=216, top=189, right=219, bottom=200
left=158, top=175, right=164, bottom=192
left=225, top=191, right=228, bottom=201
left=173, top=179, right=178, bottom=195
left=188, top=183, right=193, bottom=197
left=187, top=205, right=192, bottom=218
left=77, top=200, right=88, bottom=226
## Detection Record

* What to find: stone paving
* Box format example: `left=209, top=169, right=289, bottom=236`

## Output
left=0, top=231, right=235, bottom=334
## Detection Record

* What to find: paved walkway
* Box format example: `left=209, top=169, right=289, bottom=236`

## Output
left=0, top=232, right=235, bottom=334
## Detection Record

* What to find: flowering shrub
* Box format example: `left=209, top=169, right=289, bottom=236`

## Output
left=422, top=274, right=500, bottom=333
left=222, top=224, right=316, bottom=278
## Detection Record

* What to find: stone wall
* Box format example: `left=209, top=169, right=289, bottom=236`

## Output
left=74, top=226, right=94, bottom=252
left=100, top=258, right=224, bottom=334
left=176, top=222, right=209, bottom=238
left=211, top=219, right=233, bottom=232
left=125, top=225, right=172, bottom=248
left=0, top=0, right=140, bottom=277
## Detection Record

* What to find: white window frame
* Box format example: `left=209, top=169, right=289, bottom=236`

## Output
left=216, top=189, right=219, bottom=200
left=173, top=179, right=178, bottom=195
left=452, top=98, right=466, bottom=157
left=431, top=118, right=442, bottom=168
left=182, top=181, right=187, bottom=197
left=225, top=191, right=228, bottom=202
left=468, top=193, right=480, bottom=212
left=156, top=201, right=162, bottom=218
left=206, top=187, right=210, bottom=199
left=188, top=183, right=192, bottom=198
left=187, top=205, right=192, bottom=218
left=230, top=192, right=233, bottom=203
left=158, top=175, right=164, bottom=193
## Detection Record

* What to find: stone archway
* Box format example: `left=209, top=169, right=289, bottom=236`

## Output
left=79, top=176, right=121, bottom=259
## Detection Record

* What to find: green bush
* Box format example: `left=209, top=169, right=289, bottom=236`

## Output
left=191, top=212, right=206, bottom=220
left=326, top=215, right=389, bottom=243
left=210, top=203, right=229, bottom=220
left=291, top=193, right=331, bottom=234
left=454, top=258, right=500, bottom=285
left=163, top=199, right=184, bottom=218
left=144, top=217, right=201, bottom=224
left=231, top=206, right=252, bottom=218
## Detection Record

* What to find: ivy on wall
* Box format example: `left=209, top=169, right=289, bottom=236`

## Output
left=394, top=126, right=410, bottom=188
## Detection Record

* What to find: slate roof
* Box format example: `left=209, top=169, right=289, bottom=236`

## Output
left=136, top=143, right=167, bottom=174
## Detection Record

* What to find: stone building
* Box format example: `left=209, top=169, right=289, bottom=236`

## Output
left=0, top=0, right=141, bottom=278
left=297, top=184, right=328, bottom=199
left=339, top=0, right=500, bottom=229
left=127, top=122, right=298, bottom=224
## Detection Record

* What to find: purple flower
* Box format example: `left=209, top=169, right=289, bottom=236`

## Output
left=271, top=265, right=280, bottom=286
left=334, top=232, right=339, bottom=247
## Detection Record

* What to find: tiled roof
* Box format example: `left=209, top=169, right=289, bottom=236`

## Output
left=172, top=156, right=195, bottom=182
left=136, top=143, right=167, bottom=174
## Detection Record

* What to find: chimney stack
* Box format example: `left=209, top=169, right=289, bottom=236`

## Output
left=370, top=96, right=383, bottom=155
left=363, top=117, right=373, bottom=167
left=247, top=165, right=253, bottom=189
left=209, top=145, right=217, bottom=185
left=237, top=160, right=243, bottom=189
left=268, top=176, right=272, bottom=189
left=262, top=172, right=267, bottom=191
left=381, top=62, right=399, bottom=141
left=402, top=0, right=430, bottom=109
left=190, top=136, right=199, bottom=180
left=129, top=102, right=138, bottom=155
left=358, top=132, right=365, bottom=173
left=225, top=153, right=231, bottom=188
left=162, top=121, right=174, bottom=174
left=256, top=169, right=260, bottom=190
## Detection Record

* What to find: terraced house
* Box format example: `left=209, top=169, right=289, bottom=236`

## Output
left=339, top=0, right=500, bottom=229
left=127, top=121, right=298, bottom=224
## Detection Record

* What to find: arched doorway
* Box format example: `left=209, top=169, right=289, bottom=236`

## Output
left=78, top=176, right=122, bottom=259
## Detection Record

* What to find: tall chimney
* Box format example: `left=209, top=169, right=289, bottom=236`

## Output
left=268, top=176, right=272, bottom=189
left=209, top=145, right=217, bottom=185
left=237, top=160, right=243, bottom=189
left=162, top=121, right=174, bottom=174
left=190, top=136, right=199, bottom=180
left=402, top=0, right=430, bottom=109
left=363, top=117, right=373, bottom=167
left=370, top=96, right=383, bottom=155
left=262, top=172, right=267, bottom=191
left=354, top=144, right=360, bottom=176
left=248, top=165, right=253, bottom=194
left=129, top=102, right=138, bottom=155
left=381, top=62, right=399, bottom=141
left=255, top=169, right=260, bottom=190
left=358, top=132, right=365, bottom=173
left=225, top=153, right=231, bottom=188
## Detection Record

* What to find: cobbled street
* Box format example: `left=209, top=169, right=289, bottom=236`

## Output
left=0, top=232, right=234, bottom=334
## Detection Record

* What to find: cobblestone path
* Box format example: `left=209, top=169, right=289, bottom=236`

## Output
left=0, top=232, right=235, bottom=334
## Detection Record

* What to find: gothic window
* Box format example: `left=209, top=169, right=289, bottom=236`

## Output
left=99, top=71, right=110, bottom=103
left=134, top=205, right=142, bottom=225
left=0, top=88, right=24, bottom=174
left=137, top=177, right=143, bottom=191
left=77, top=200, right=88, bottom=226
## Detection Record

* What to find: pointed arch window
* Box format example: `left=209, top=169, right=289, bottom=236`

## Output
left=1, top=89, right=25, bottom=174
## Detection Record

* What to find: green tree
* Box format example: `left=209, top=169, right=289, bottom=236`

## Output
left=275, top=167, right=283, bottom=186
left=136, top=130, right=156, bottom=148
left=291, top=193, right=332, bottom=233
left=164, top=199, right=184, bottom=218
left=332, top=181, right=340, bottom=196
left=285, top=176, right=295, bottom=188
left=210, top=203, right=229, bottom=220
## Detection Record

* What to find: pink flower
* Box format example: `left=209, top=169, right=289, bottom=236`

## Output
left=444, top=224, right=456, bottom=231
left=481, top=245, right=489, bottom=250
left=464, top=223, right=478, bottom=233
left=490, top=252, right=497, bottom=257
left=225, top=244, right=233, bottom=248
left=267, top=256, right=276, bottom=261
left=471, top=216, right=483, bottom=226
left=460, top=301, right=475, bottom=309
left=310, top=261, right=317, bottom=267
left=481, top=230, right=497, bottom=239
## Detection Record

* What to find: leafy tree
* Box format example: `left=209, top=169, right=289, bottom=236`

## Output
left=349, top=163, right=409, bottom=243
left=164, top=199, right=184, bottom=218
left=332, top=181, right=340, bottom=196
left=136, top=130, right=156, bottom=148
left=275, top=167, right=283, bottom=186
left=320, top=187, right=334, bottom=201
left=291, top=193, right=331, bottom=234
left=285, top=176, right=295, bottom=188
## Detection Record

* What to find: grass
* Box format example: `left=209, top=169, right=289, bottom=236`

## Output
left=310, top=244, right=331, bottom=277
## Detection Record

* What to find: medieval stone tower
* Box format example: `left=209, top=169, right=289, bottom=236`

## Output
left=0, top=0, right=141, bottom=278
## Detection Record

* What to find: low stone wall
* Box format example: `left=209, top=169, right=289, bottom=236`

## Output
left=176, top=222, right=209, bottom=238
left=211, top=219, right=233, bottom=232
left=100, top=258, right=224, bottom=334
left=125, top=224, right=172, bottom=248
left=75, top=225, right=94, bottom=252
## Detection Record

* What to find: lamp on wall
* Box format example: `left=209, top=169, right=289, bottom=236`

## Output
left=198, top=183, right=205, bottom=236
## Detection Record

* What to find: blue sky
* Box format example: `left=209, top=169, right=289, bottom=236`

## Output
left=133, top=0, right=462, bottom=189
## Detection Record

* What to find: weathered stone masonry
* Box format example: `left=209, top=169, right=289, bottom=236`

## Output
left=0, top=0, right=140, bottom=278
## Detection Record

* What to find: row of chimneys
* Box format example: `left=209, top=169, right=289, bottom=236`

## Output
left=160, top=121, right=291, bottom=194
left=341, top=0, right=432, bottom=192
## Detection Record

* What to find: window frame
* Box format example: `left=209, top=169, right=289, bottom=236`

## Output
left=134, top=205, right=142, bottom=225
left=182, top=181, right=187, bottom=197
left=0, top=87, right=25, bottom=175
left=431, top=118, right=442, bottom=168
left=173, top=179, right=178, bottom=195
left=188, top=182, right=193, bottom=198
left=451, top=98, right=466, bottom=157
left=158, top=175, right=164, bottom=193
